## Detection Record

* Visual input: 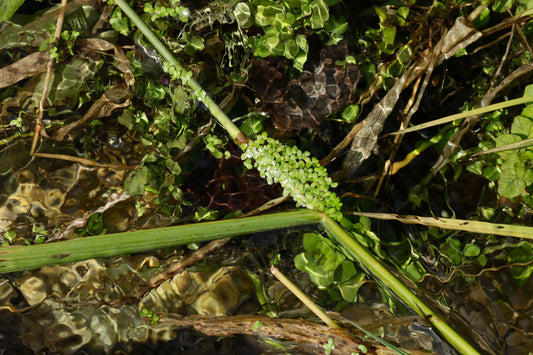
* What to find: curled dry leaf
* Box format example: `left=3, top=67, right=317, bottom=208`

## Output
left=53, top=82, right=131, bottom=140
left=77, top=38, right=134, bottom=87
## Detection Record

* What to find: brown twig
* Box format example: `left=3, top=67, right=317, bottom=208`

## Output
left=31, top=152, right=136, bottom=169
left=156, top=314, right=408, bottom=355
left=31, top=0, right=68, bottom=154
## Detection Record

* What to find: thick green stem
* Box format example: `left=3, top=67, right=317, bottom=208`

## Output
left=0, top=210, right=321, bottom=273
left=113, top=0, right=247, bottom=145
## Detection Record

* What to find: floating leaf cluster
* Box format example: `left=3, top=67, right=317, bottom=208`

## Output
left=241, top=133, right=342, bottom=220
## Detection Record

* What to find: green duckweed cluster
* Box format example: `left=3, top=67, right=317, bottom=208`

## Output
left=241, top=133, right=342, bottom=221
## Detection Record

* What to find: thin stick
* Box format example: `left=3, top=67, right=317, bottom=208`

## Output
left=348, top=211, right=533, bottom=240
left=387, top=95, right=533, bottom=135
left=32, top=152, right=136, bottom=169
left=270, top=266, right=340, bottom=329
left=31, top=0, right=68, bottom=154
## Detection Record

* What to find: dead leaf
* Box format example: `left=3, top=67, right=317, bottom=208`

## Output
left=54, top=82, right=131, bottom=140
left=0, top=51, right=50, bottom=89
left=77, top=38, right=134, bottom=87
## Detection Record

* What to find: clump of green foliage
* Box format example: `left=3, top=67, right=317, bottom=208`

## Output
left=468, top=85, right=533, bottom=207
left=241, top=132, right=342, bottom=220
left=234, top=0, right=347, bottom=70
left=294, top=232, right=365, bottom=303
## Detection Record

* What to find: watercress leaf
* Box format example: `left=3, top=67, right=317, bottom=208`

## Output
left=124, top=166, right=149, bottom=196
left=165, top=158, right=181, bottom=175
left=255, top=3, right=284, bottom=27
left=234, top=2, right=253, bottom=28
left=492, top=0, right=514, bottom=12
left=334, top=260, right=358, bottom=282
left=495, top=133, right=521, bottom=159
left=405, top=261, right=426, bottom=281
left=482, top=165, right=500, bottom=181
left=511, top=115, right=533, bottom=138
left=338, top=283, right=360, bottom=303
left=498, top=168, right=525, bottom=198
left=309, top=0, right=329, bottom=29
left=464, top=244, right=481, bottom=257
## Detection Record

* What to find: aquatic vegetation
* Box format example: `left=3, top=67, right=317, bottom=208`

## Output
left=241, top=132, right=342, bottom=220
left=1, top=0, right=533, bottom=353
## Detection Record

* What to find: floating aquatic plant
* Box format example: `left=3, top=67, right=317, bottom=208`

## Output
left=241, top=132, right=342, bottom=221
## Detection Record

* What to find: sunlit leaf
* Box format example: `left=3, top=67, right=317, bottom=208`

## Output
left=0, top=0, right=24, bottom=23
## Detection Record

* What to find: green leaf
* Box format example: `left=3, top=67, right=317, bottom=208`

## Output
left=405, top=261, right=425, bottom=281
left=166, top=135, right=187, bottom=150
left=165, top=158, right=181, bottom=175
left=296, top=233, right=345, bottom=289
left=463, top=244, right=481, bottom=257
left=255, top=3, right=284, bottom=27
left=124, top=166, right=149, bottom=196
left=335, top=259, right=358, bottom=282
left=381, top=26, right=397, bottom=53
left=492, top=0, right=514, bottom=12
left=341, top=104, right=360, bottom=122
left=324, top=15, right=348, bottom=35
left=524, top=83, right=533, bottom=101
left=0, top=0, right=25, bottom=23
left=482, top=165, right=500, bottom=181
left=473, top=6, right=490, bottom=28
left=240, top=116, right=263, bottom=137
left=495, top=133, right=521, bottom=159
left=467, top=160, right=484, bottom=175
left=511, top=115, right=533, bottom=138
left=109, top=8, right=131, bottom=36
left=506, top=242, right=533, bottom=285
left=309, top=0, right=329, bottom=29
left=396, top=6, right=409, bottom=26
left=498, top=168, right=525, bottom=198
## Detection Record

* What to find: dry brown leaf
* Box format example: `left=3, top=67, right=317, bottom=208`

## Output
left=54, top=82, right=131, bottom=140
left=0, top=51, right=50, bottom=90
left=77, top=38, right=134, bottom=87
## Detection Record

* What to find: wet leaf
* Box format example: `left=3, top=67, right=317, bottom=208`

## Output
left=234, top=2, right=253, bottom=28
left=124, top=166, right=149, bottom=196
left=511, top=115, right=533, bottom=138
left=498, top=168, right=525, bottom=198
left=405, top=261, right=426, bottom=281
left=78, top=38, right=134, bottom=87
left=463, top=244, right=481, bottom=257
left=165, top=158, right=181, bottom=175
left=0, top=0, right=94, bottom=52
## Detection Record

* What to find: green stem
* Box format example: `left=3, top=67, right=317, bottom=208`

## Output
left=0, top=210, right=321, bottom=273
left=113, top=0, right=247, bottom=145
